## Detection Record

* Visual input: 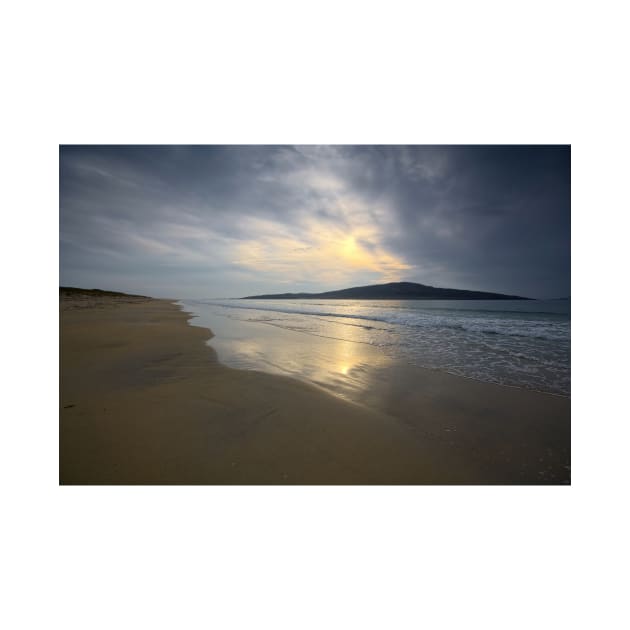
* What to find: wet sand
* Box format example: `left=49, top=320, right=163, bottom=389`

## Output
left=60, top=294, right=570, bottom=484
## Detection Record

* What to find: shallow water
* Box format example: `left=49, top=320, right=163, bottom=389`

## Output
left=180, top=298, right=570, bottom=397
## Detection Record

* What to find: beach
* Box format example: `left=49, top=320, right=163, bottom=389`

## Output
left=60, top=293, right=570, bottom=484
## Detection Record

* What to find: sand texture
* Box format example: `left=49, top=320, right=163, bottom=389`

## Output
left=60, top=295, right=570, bottom=484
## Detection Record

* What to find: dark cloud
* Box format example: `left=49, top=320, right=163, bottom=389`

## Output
left=376, top=146, right=570, bottom=297
left=60, top=145, right=570, bottom=298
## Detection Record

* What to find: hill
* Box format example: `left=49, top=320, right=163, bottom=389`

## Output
left=242, top=281, right=529, bottom=300
left=60, top=287, right=149, bottom=299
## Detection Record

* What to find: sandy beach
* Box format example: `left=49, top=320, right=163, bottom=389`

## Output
left=60, top=293, right=570, bottom=484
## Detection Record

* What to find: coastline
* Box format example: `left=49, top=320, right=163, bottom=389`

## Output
left=182, top=297, right=571, bottom=397
left=60, top=295, right=570, bottom=484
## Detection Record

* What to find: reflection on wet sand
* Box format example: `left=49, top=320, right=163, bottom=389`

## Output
left=183, top=303, right=570, bottom=483
left=203, top=311, right=393, bottom=404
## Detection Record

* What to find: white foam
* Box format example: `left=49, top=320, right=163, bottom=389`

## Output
left=188, top=298, right=571, bottom=395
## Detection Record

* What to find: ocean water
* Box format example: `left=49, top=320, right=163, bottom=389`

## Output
left=180, top=298, right=571, bottom=397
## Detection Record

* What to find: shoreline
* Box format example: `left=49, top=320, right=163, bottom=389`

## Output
left=60, top=295, right=570, bottom=484
left=193, top=301, right=570, bottom=400
left=181, top=297, right=570, bottom=398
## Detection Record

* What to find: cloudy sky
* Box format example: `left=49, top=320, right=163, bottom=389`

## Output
left=60, top=145, right=570, bottom=299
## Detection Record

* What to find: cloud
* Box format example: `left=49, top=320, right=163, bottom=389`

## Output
left=60, top=145, right=570, bottom=298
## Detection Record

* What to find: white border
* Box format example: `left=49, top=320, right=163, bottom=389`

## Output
left=4, top=1, right=628, bottom=629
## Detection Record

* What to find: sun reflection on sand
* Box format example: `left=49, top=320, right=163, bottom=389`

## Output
left=201, top=309, right=393, bottom=401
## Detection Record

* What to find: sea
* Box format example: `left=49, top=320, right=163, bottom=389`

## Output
left=179, top=298, right=571, bottom=398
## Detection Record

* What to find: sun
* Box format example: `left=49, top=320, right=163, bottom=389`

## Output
left=341, top=235, right=358, bottom=258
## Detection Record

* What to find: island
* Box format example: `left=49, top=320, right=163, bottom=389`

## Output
left=242, top=281, right=529, bottom=300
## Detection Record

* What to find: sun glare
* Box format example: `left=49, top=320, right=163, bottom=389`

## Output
left=232, top=180, right=413, bottom=284
left=342, top=236, right=357, bottom=257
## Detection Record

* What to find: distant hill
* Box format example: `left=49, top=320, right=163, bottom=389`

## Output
left=60, top=287, right=149, bottom=299
left=242, top=281, right=529, bottom=300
